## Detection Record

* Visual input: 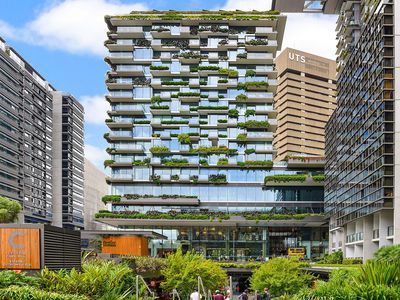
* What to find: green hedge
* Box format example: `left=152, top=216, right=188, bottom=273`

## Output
left=237, top=160, right=273, bottom=167
left=161, top=158, right=189, bottom=167
left=161, top=81, right=189, bottom=86
left=150, top=105, right=169, bottom=109
left=237, top=81, right=269, bottom=90
left=190, top=146, right=237, bottom=155
left=0, top=286, right=88, bottom=300
left=150, top=65, right=169, bottom=70
left=102, top=195, right=122, bottom=204
left=238, top=120, right=269, bottom=128
left=264, top=174, right=307, bottom=183
left=150, top=146, right=170, bottom=153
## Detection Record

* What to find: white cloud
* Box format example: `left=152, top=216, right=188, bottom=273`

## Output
left=219, top=0, right=273, bottom=10
left=79, top=95, right=110, bottom=125
left=0, top=0, right=147, bottom=56
left=281, top=13, right=337, bottom=59
left=85, top=143, right=107, bottom=169
left=218, top=0, right=337, bottom=59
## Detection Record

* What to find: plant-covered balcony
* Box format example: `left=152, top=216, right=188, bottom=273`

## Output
left=150, top=146, right=170, bottom=154
left=161, top=158, right=189, bottom=167
left=101, top=194, right=198, bottom=204
left=238, top=120, right=269, bottom=129
left=190, top=146, right=237, bottom=155
left=237, top=81, right=269, bottom=90
left=237, top=160, right=273, bottom=168
left=103, top=159, right=115, bottom=168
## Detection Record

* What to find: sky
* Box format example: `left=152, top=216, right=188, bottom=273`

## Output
left=0, top=0, right=337, bottom=170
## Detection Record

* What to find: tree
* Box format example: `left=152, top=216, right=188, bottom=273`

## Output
left=161, top=249, right=227, bottom=299
left=250, top=258, right=313, bottom=297
left=0, top=197, right=22, bottom=223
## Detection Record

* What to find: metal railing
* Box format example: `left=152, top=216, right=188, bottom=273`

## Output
left=136, top=275, right=155, bottom=300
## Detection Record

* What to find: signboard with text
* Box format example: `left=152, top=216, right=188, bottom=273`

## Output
left=0, top=228, right=41, bottom=269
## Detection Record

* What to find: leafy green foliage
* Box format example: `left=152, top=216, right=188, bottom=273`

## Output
left=244, top=148, right=256, bottom=155
left=38, top=259, right=135, bottom=299
left=150, top=65, right=169, bottom=70
left=103, top=160, right=115, bottom=168
left=149, top=146, right=169, bottom=153
left=228, top=109, right=239, bottom=118
left=264, top=174, right=307, bottom=183
left=235, top=94, right=248, bottom=101
left=0, top=286, right=88, bottom=300
left=238, top=120, right=269, bottom=128
left=161, top=158, right=189, bottom=167
left=250, top=258, right=313, bottom=297
left=0, top=270, right=39, bottom=288
left=0, top=197, right=22, bottom=223
left=122, top=256, right=167, bottom=273
left=161, top=249, right=227, bottom=299
left=101, top=195, right=121, bottom=204
left=245, top=70, right=256, bottom=77
left=218, top=68, right=239, bottom=77
left=318, top=250, right=343, bottom=264
left=374, top=244, right=400, bottom=262
left=177, top=134, right=191, bottom=144
left=237, top=81, right=268, bottom=90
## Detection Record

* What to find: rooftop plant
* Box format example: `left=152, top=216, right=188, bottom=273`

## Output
left=235, top=94, right=248, bottom=101
left=264, top=174, right=307, bottom=183
left=237, top=81, right=268, bottom=90
left=150, top=65, right=169, bottom=70
left=150, top=146, right=170, bottom=153
left=238, top=120, right=269, bottom=128
left=103, top=159, right=115, bottom=168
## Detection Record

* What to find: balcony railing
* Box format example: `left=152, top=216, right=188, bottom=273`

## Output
left=372, top=229, right=379, bottom=239
left=387, top=226, right=394, bottom=237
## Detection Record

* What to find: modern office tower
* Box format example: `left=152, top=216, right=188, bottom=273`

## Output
left=52, top=92, right=85, bottom=229
left=99, top=11, right=328, bottom=259
left=274, top=48, right=336, bottom=161
left=0, top=37, right=54, bottom=223
left=325, top=0, right=397, bottom=259
left=84, top=158, right=108, bottom=230
left=272, top=0, right=399, bottom=260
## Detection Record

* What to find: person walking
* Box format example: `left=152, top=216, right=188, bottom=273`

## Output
left=238, top=289, right=249, bottom=300
left=213, top=290, right=224, bottom=300
left=190, top=288, right=200, bottom=300
left=262, top=288, right=271, bottom=300
left=225, top=290, right=231, bottom=300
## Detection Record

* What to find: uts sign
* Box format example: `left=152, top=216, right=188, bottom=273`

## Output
left=288, top=52, right=306, bottom=63
left=0, top=228, right=41, bottom=269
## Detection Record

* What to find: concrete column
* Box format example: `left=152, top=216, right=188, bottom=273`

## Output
left=363, top=215, right=375, bottom=260
left=379, top=210, right=394, bottom=247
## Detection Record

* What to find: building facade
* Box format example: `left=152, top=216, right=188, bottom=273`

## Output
left=98, top=11, right=328, bottom=259
left=274, top=48, right=336, bottom=160
left=325, top=0, right=398, bottom=259
left=0, top=37, right=86, bottom=228
left=84, top=158, right=108, bottom=230
left=0, top=37, right=54, bottom=223
left=52, top=92, right=85, bottom=229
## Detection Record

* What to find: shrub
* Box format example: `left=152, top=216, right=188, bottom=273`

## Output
left=0, top=270, right=39, bottom=288
left=178, top=134, right=191, bottom=144
left=161, top=249, right=227, bottom=299
left=319, top=250, right=343, bottom=264
left=245, top=70, right=256, bottom=77
left=237, top=133, right=247, bottom=141
left=250, top=258, right=313, bottom=297
left=150, top=105, right=169, bottom=109
left=101, top=195, right=121, bottom=204
left=217, top=158, right=228, bottom=166
left=343, top=258, right=363, bottom=265
left=245, top=148, right=256, bottom=155
left=39, top=260, right=135, bottom=299
left=161, top=81, right=189, bottom=86
left=103, top=159, right=115, bottom=168
left=218, top=79, right=228, bottom=83
left=197, top=106, right=229, bottom=110
left=374, top=244, right=400, bottom=262
left=122, top=256, right=167, bottom=273
left=245, top=109, right=256, bottom=117
left=245, top=39, right=268, bottom=45
left=209, top=174, right=227, bottom=183
left=0, top=286, right=88, bottom=300
left=238, top=120, right=269, bottom=128
left=151, top=96, right=161, bottom=103
left=237, top=81, right=269, bottom=90
left=149, top=146, right=169, bottom=153
left=228, top=109, right=239, bottom=118
left=264, top=174, right=307, bottom=183
left=150, top=65, right=169, bottom=70
left=218, top=119, right=228, bottom=123
left=237, top=53, right=247, bottom=59
left=161, top=120, right=189, bottom=124
left=134, top=120, right=151, bottom=124
left=0, top=197, right=22, bottom=223
left=312, top=175, right=325, bottom=182
left=236, top=94, right=248, bottom=101
left=161, top=158, right=189, bottom=167
left=218, top=68, right=238, bottom=77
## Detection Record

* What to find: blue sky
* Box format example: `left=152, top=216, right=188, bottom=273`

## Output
left=0, top=0, right=336, bottom=170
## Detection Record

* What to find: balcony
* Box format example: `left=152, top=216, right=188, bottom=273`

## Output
left=108, top=104, right=145, bottom=116
left=105, top=52, right=134, bottom=64
left=106, top=91, right=133, bottom=102
left=113, top=145, right=145, bottom=154
left=115, top=65, right=144, bottom=76
left=116, top=26, right=144, bottom=38
left=246, top=92, right=274, bottom=103
left=346, top=232, right=363, bottom=244
left=246, top=132, right=274, bottom=142
left=287, top=157, right=326, bottom=168
left=235, top=52, right=274, bottom=64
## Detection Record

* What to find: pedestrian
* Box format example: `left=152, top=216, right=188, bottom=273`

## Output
left=238, top=289, right=249, bottom=300
left=190, top=288, right=200, bottom=300
left=213, top=290, right=224, bottom=300
left=262, top=288, right=270, bottom=300
left=225, top=290, right=231, bottom=300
